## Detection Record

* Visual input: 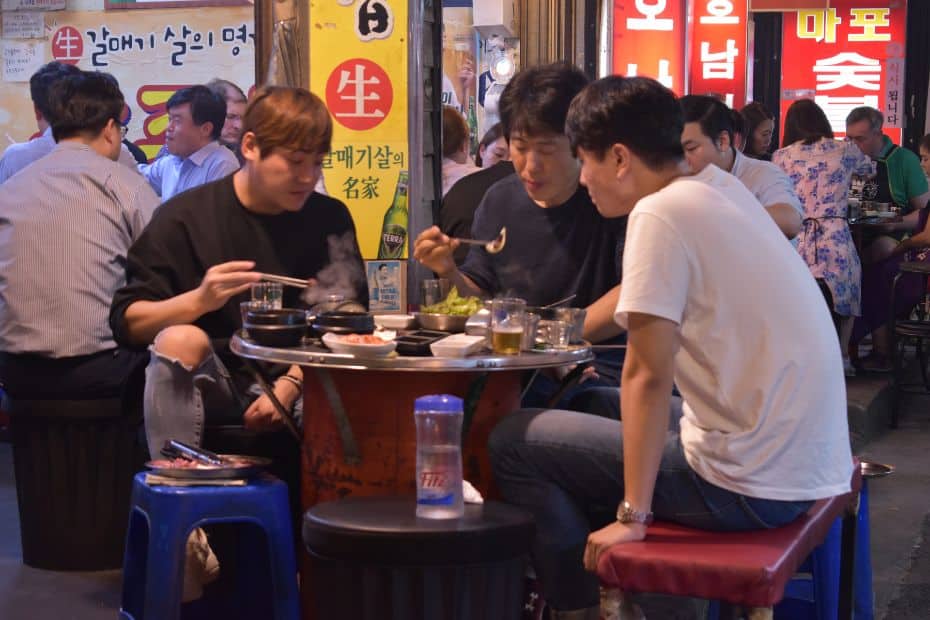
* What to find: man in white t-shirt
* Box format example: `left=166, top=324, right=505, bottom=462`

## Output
left=680, top=95, right=802, bottom=240
left=488, top=76, right=852, bottom=619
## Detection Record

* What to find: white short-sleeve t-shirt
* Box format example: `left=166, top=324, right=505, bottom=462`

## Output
left=615, top=164, right=852, bottom=501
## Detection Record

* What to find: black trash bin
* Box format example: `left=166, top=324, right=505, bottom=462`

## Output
left=9, top=397, right=146, bottom=570
left=302, top=496, right=535, bottom=620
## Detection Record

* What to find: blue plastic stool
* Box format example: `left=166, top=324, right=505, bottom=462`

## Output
left=854, top=478, right=874, bottom=620
left=119, top=472, right=299, bottom=620
left=773, top=516, right=843, bottom=620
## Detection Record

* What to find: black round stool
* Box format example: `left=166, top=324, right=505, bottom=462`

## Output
left=302, top=496, right=535, bottom=620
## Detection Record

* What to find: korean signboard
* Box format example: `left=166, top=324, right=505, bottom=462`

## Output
left=688, top=0, right=749, bottom=108
left=0, top=8, right=254, bottom=162
left=611, top=0, right=688, bottom=94
left=309, top=0, right=409, bottom=260
left=780, top=0, right=906, bottom=142
left=105, top=0, right=249, bottom=9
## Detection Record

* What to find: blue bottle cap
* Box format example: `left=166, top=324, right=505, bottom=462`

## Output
left=414, top=394, right=463, bottom=413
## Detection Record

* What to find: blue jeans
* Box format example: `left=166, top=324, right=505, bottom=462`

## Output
left=487, top=401, right=813, bottom=611
left=143, top=347, right=302, bottom=458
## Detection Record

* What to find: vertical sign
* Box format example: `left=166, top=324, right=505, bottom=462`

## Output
left=309, top=0, right=409, bottom=259
left=780, top=1, right=906, bottom=142
left=688, top=0, right=749, bottom=108
left=611, top=0, right=688, bottom=94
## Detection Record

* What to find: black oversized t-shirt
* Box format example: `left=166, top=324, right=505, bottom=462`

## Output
left=110, top=174, right=367, bottom=373
left=460, top=175, right=626, bottom=308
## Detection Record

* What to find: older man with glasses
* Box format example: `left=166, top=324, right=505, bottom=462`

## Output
left=845, top=106, right=930, bottom=262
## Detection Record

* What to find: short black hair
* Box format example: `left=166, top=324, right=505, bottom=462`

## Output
left=846, top=106, right=883, bottom=131
left=566, top=75, right=684, bottom=168
left=920, top=134, right=930, bottom=154
left=475, top=122, right=504, bottom=167
left=498, top=62, right=589, bottom=140
left=680, top=95, right=735, bottom=146
left=782, top=99, right=834, bottom=147
left=166, top=85, right=227, bottom=140
left=47, top=70, right=124, bottom=142
left=30, top=62, right=82, bottom=122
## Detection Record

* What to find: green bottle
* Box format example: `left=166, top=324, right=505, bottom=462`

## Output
left=377, top=170, right=409, bottom=259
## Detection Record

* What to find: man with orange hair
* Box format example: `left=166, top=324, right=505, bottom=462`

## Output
left=110, top=86, right=367, bottom=456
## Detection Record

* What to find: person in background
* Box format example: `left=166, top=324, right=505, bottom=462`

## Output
left=0, top=69, right=158, bottom=401
left=918, top=133, right=930, bottom=180
left=489, top=75, right=852, bottom=619
left=110, top=86, right=366, bottom=458
left=138, top=85, right=240, bottom=201
left=474, top=122, right=509, bottom=168
left=851, top=132, right=930, bottom=372
left=740, top=101, right=776, bottom=161
left=773, top=99, right=873, bottom=376
left=0, top=62, right=81, bottom=184
left=441, top=105, right=480, bottom=197
left=680, top=95, right=802, bottom=239
left=845, top=106, right=930, bottom=264
left=441, top=120, right=514, bottom=265
left=206, top=78, right=248, bottom=162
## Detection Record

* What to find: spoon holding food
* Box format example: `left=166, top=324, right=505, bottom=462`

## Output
left=454, top=227, right=507, bottom=254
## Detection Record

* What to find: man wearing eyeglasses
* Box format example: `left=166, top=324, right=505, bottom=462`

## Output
left=846, top=106, right=929, bottom=260
left=0, top=69, right=159, bottom=400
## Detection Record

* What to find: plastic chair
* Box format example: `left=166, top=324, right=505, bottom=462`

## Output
left=119, top=472, right=299, bottom=620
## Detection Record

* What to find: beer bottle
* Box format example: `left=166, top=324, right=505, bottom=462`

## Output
left=377, top=170, right=409, bottom=259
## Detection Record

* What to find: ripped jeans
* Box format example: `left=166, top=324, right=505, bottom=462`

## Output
left=487, top=402, right=814, bottom=612
left=143, top=345, right=302, bottom=458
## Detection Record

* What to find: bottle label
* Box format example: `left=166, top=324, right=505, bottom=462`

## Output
left=418, top=469, right=454, bottom=505
left=379, top=224, right=406, bottom=258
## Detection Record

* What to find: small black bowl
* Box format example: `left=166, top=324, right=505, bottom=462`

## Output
left=243, top=323, right=307, bottom=347
left=245, top=308, right=307, bottom=326
left=311, top=311, right=375, bottom=336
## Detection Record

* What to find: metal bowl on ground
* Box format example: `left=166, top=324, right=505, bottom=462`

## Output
left=860, top=461, right=894, bottom=478
left=415, top=312, right=468, bottom=333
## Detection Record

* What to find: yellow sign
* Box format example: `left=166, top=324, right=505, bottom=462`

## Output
left=308, top=0, right=409, bottom=259
left=0, top=8, right=254, bottom=161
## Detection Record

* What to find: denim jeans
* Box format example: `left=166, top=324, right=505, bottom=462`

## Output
left=143, top=346, right=302, bottom=458
left=487, top=401, right=813, bottom=611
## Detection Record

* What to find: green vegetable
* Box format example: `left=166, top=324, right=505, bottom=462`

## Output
left=421, top=286, right=482, bottom=316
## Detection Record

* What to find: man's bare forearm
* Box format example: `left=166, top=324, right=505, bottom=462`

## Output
left=123, top=291, right=204, bottom=346
left=584, top=283, right=624, bottom=343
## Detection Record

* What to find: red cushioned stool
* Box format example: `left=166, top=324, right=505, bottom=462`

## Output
left=596, top=466, right=862, bottom=619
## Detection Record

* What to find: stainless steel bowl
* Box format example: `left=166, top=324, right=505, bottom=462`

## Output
left=415, top=312, right=468, bottom=332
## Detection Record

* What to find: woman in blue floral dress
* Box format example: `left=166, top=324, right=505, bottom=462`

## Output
left=773, top=100, right=873, bottom=374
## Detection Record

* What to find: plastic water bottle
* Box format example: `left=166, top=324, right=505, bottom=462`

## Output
left=414, top=394, right=464, bottom=519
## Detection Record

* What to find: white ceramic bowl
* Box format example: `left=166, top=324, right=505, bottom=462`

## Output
left=373, top=314, right=416, bottom=330
left=322, top=332, right=397, bottom=357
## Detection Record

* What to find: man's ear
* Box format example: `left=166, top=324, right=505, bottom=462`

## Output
left=200, top=121, right=215, bottom=141
left=240, top=131, right=259, bottom=161
left=717, top=130, right=732, bottom=152
left=612, top=142, right=631, bottom=177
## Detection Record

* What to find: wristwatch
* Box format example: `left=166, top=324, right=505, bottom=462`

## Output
left=616, top=500, right=653, bottom=525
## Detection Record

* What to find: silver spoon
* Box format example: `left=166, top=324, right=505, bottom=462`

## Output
left=454, top=227, right=507, bottom=254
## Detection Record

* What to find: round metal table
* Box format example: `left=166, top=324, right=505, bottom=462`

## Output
left=233, top=335, right=592, bottom=620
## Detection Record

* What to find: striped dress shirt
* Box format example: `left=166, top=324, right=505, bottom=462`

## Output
left=138, top=140, right=240, bottom=200
left=0, top=141, right=160, bottom=357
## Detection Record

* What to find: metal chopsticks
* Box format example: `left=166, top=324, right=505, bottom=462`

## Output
left=258, top=273, right=309, bottom=289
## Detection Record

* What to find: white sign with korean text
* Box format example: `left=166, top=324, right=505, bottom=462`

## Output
left=1, top=0, right=64, bottom=10
left=2, top=40, right=43, bottom=82
left=2, top=11, right=45, bottom=39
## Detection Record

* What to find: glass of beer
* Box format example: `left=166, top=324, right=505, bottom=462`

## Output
left=490, top=298, right=526, bottom=355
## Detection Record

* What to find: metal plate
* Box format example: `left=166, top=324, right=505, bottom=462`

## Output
left=860, top=461, right=894, bottom=479
left=145, top=455, right=272, bottom=480
left=231, top=334, right=593, bottom=372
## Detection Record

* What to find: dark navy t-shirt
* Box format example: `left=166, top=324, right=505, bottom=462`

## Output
left=460, top=175, right=626, bottom=307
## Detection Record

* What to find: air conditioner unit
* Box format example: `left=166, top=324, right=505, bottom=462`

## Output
left=473, top=0, right=516, bottom=39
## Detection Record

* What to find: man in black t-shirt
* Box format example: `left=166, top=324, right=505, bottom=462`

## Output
left=415, top=63, right=627, bottom=411
left=110, top=87, right=366, bottom=456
